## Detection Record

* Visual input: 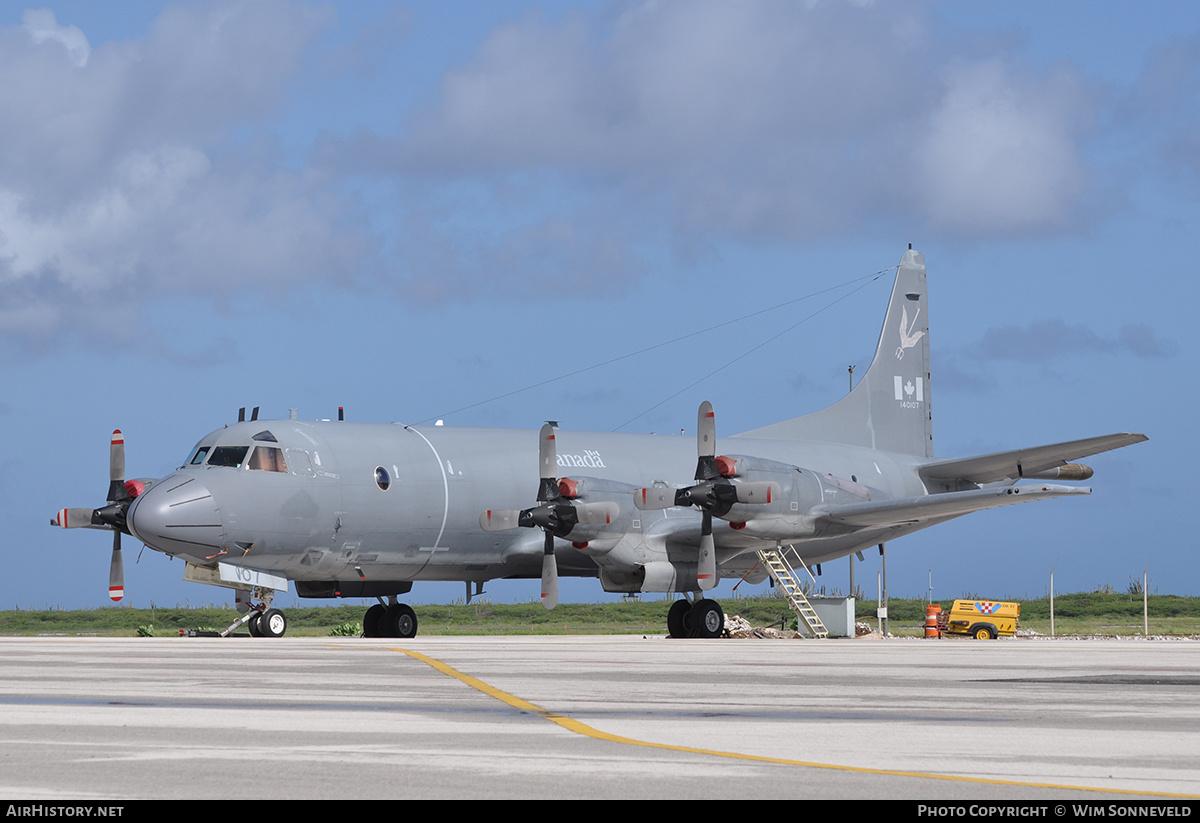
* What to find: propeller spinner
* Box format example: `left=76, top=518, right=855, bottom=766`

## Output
left=52, top=430, right=143, bottom=602
left=480, top=424, right=617, bottom=610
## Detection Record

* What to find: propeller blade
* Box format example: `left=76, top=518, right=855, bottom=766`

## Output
left=107, top=430, right=127, bottom=504
left=479, top=509, right=522, bottom=531
left=53, top=508, right=96, bottom=529
left=634, top=486, right=674, bottom=510
left=694, top=401, right=720, bottom=482
left=540, top=531, right=558, bottom=610
left=697, top=401, right=716, bottom=460
left=574, top=501, right=618, bottom=526
left=697, top=513, right=716, bottom=591
left=734, top=481, right=779, bottom=504
left=537, top=424, right=560, bottom=502
left=538, top=423, right=557, bottom=478
left=109, top=530, right=124, bottom=602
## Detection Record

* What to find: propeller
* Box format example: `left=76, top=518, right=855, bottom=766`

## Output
left=688, top=402, right=720, bottom=589
left=480, top=424, right=617, bottom=610
left=635, top=402, right=778, bottom=591
left=52, top=430, right=144, bottom=602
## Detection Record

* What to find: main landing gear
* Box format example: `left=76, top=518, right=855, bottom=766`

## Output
left=362, top=598, right=419, bottom=638
left=667, top=597, right=726, bottom=639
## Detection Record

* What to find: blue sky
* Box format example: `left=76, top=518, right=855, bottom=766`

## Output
left=3, top=1, right=1195, bottom=612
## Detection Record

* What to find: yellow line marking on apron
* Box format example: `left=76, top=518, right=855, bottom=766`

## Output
left=387, top=646, right=1196, bottom=798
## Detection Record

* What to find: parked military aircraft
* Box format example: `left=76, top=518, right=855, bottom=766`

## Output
left=53, top=249, right=1146, bottom=638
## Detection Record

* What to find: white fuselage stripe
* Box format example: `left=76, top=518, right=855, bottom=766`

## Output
left=405, top=426, right=450, bottom=550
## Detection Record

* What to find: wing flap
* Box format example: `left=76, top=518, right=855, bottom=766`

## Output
left=918, top=433, right=1147, bottom=485
left=814, top=484, right=1091, bottom=528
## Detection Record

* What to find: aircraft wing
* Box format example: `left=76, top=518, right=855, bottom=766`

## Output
left=918, top=433, right=1147, bottom=485
left=812, top=484, right=1091, bottom=528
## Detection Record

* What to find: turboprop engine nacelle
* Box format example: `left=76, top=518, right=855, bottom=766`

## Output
left=713, top=455, right=887, bottom=539
left=706, top=454, right=819, bottom=528
left=555, top=476, right=639, bottom=553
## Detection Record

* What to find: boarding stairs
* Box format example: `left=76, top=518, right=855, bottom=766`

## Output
left=756, top=546, right=829, bottom=638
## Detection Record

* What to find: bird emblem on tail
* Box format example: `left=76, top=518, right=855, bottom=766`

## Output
left=895, top=305, right=925, bottom=359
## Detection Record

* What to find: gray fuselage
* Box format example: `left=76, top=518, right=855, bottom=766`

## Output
left=126, top=418, right=932, bottom=593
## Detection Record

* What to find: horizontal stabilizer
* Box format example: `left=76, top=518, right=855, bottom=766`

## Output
left=919, top=433, right=1147, bottom=485
left=814, top=484, right=1091, bottom=528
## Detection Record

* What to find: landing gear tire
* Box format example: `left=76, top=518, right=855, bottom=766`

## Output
left=363, top=604, right=387, bottom=638
left=384, top=604, right=418, bottom=639
left=247, top=613, right=263, bottom=637
left=667, top=599, right=690, bottom=639
left=259, top=608, right=287, bottom=638
left=690, top=599, right=725, bottom=639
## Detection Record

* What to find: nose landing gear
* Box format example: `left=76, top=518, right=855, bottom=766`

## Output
left=249, top=608, right=288, bottom=638
left=216, top=586, right=287, bottom=637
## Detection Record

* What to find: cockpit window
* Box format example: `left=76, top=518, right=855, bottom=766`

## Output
left=249, top=446, right=288, bottom=473
left=188, top=446, right=210, bottom=465
left=252, top=430, right=278, bottom=443
left=208, top=446, right=250, bottom=468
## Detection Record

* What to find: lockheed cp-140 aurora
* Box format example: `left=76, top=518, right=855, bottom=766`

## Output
left=53, top=249, right=1146, bottom=638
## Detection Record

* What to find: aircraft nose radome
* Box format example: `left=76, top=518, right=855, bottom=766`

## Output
left=127, top=473, right=223, bottom=558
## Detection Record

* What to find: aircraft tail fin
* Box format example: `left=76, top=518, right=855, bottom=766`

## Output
left=738, top=248, right=932, bottom=457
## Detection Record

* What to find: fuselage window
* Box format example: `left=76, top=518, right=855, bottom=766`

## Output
left=375, top=466, right=391, bottom=491
left=189, top=446, right=210, bottom=465
left=249, top=446, right=288, bottom=473
left=208, top=446, right=250, bottom=468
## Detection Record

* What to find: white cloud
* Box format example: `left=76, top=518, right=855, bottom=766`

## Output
left=384, top=0, right=1102, bottom=260
left=1, top=1, right=1177, bottom=348
left=22, top=8, right=90, bottom=68
left=915, top=60, right=1092, bottom=235
left=0, top=2, right=372, bottom=348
